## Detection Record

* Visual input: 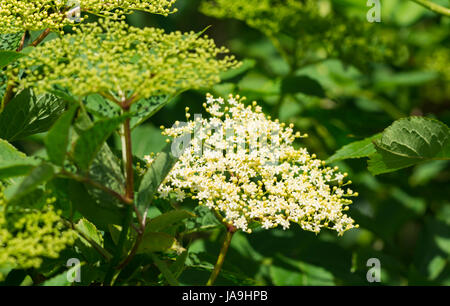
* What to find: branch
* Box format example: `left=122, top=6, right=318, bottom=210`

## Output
left=17, top=32, right=27, bottom=52
left=60, top=170, right=133, bottom=205
left=103, top=113, right=137, bottom=285
left=123, top=118, right=135, bottom=200
left=31, top=28, right=52, bottom=47
left=411, top=0, right=450, bottom=17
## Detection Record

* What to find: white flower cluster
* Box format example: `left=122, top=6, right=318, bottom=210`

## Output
left=153, top=94, right=358, bottom=235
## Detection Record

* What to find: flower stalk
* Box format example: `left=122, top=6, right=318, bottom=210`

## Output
left=206, top=225, right=236, bottom=286
left=411, top=0, right=450, bottom=17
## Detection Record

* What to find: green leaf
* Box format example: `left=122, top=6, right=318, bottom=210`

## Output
left=0, top=50, right=25, bottom=69
left=130, top=95, right=172, bottom=129
left=0, top=138, right=38, bottom=178
left=374, top=70, right=438, bottom=89
left=137, top=232, right=178, bottom=254
left=0, top=90, right=66, bottom=141
left=238, top=72, right=280, bottom=96
left=2, top=270, right=28, bottom=286
left=269, top=265, right=304, bottom=286
left=52, top=178, right=124, bottom=230
left=147, top=210, right=196, bottom=232
left=220, top=58, right=256, bottom=81
left=76, top=218, right=103, bottom=247
left=281, top=75, right=326, bottom=98
left=413, top=218, right=450, bottom=282
left=327, top=134, right=382, bottom=163
left=137, top=144, right=179, bottom=213
left=171, top=250, right=189, bottom=279
left=73, top=115, right=128, bottom=171
left=184, top=205, right=222, bottom=234
left=0, top=33, right=24, bottom=51
left=8, top=163, right=55, bottom=201
left=74, top=110, right=126, bottom=206
left=368, top=117, right=450, bottom=175
left=87, top=145, right=126, bottom=205
left=128, top=124, right=166, bottom=158
left=270, top=254, right=334, bottom=286
left=42, top=263, right=82, bottom=286
left=85, top=94, right=173, bottom=128
left=49, top=88, right=79, bottom=104
left=410, top=160, right=449, bottom=186
left=84, top=94, right=121, bottom=119
left=45, top=105, right=79, bottom=166
left=151, top=254, right=179, bottom=286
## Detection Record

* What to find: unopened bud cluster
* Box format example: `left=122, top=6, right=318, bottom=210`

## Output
left=0, top=0, right=177, bottom=33
left=8, top=19, right=239, bottom=102
left=0, top=184, right=75, bottom=278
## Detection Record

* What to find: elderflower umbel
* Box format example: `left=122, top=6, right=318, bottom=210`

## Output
left=9, top=19, right=239, bottom=102
left=0, top=184, right=75, bottom=277
left=154, top=95, right=358, bottom=236
left=0, top=0, right=177, bottom=33
left=201, top=0, right=399, bottom=68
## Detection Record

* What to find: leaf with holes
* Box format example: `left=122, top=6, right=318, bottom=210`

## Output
left=130, top=95, right=172, bottom=129
left=0, top=33, right=24, bottom=51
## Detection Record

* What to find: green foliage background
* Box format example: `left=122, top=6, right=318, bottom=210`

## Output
left=0, top=0, right=449, bottom=286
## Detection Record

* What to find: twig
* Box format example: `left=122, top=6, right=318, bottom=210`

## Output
left=411, top=0, right=450, bottom=17
left=123, top=118, right=134, bottom=200
left=31, top=28, right=52, bottom=47
left=17, top=32, right=27, bottom=52
left=60, top=170, right=133, bottom=205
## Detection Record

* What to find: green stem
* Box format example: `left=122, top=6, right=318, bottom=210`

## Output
left=411, top=0, right=450, bottom=16
left=103, top=114, right=136, bottom=286
left=103, top=205, right=133, bottom=285
left=60, top=170, right=132, bottom=205
left=206, top=227, right=236, bottom=286
left=123, top=118, right=135, bottom=200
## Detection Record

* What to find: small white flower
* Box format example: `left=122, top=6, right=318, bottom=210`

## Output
left=157, top=94, right=357, bottom=235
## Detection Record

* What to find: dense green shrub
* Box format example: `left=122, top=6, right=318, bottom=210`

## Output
left=0, top=0, right=449, bottom=286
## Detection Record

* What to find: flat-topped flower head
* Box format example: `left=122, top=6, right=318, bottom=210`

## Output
left=201, top=0, right=401, bottom=68
left=0, top=0, right=177, bottom=33
left=201, top=0, right=312, bottom=36
left=0, top=184, right=75, bottom=276
left=155, top=94, right=358, bottom=236
left=8, top=19, right=239, bottom=103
